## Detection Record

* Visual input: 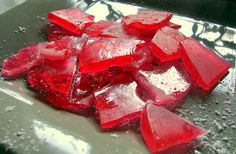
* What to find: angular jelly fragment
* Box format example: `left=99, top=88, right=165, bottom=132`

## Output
left=47, top=23, right=79, bottom=41
left=181, top=38, right=231, bottom=90
left=85, top=20, right=114, bottom=37
left=94, top=74, right=145, bottom=129
left=140, top=103, right=205, bottom=153
left=38, top=36, right=74, bottom=60
left=1, top=45, right=42, bottom=78
left=149, top=27, right=186, bottom=62
left=78, top=38, right=146, bottom=73
left=132, top=61, right=191, bottom=110
left=122, top=11, right=172, bottom=37
left=27, top=56, right=77, bottom=95
left=99, top=23, right=134, bottom=38
left=48, top=8, right=94, bottom=34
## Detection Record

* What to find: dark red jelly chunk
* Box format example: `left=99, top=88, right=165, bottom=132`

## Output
left=84, top=20, right=115, bottom=37
left=94, top=74, right=145, bottom=129
left=141, top=103, right=205, bottom=153
left=122, top=11, right=172, bottom=37
left=132, top=61, right=191, bottom=110
left=99, top=23, right=134, bottom=38
left=181, top=38, right=231, bottom=90
left=48, top=8, right=94, bottom=34
left=1, top=45, right=42, bottom=78
left=78, top=38, right=146, bottom=73
left=149, top=27, right=186, bottom=62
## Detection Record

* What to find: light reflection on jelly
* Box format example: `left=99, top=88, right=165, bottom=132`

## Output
left=33, top=120, right=91, bottom=154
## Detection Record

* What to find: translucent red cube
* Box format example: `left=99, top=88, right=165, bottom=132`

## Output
left=122, top=11, right=172, bottom=37
left=140, top=103, right=205, bottom=153
left=94, top=74, right=145, bottom=129
left=181, top=38, right=231, bottom=90
left=78, top=38, right=146, bottom=73
left=149, top=27, right=186, bottom=62
left=48, top=8, right=94, bottom=34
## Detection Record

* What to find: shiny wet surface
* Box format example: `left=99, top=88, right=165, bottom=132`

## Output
left=0, top=0, right=235, bottom=154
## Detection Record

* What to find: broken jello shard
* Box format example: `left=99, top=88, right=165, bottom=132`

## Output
left=27, top=56, right=77, bottom=95
left=149, top=27, right=186, bottom=62
left=47, top=23, right=80, bottom=41
left=99, top=23, right=134, bottom=39
left=122, top=11, right=172, bottom=37
left=140, top=103, right=205, bottom=153
left=181, top=38, right=231, bottom=90
left=38, top=36, right=74, bottom=60
left=84, top=20, right=115, bottom=37
left=132, top=60, right=191, bottom=110
left=48, top=8, right=94, bottom=34
left=1, top=44, right=42, bottom=78
left=78, top=38, right=146, bottom=73
left=94, top=74, right=145, bottom=129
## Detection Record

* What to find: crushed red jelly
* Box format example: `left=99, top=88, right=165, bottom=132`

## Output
left=78, top=38, right=146, bottom=73
left=132, top=60, right=191, bottom=110
left=181, top=38, right=231, bottom=90
left=122, top=11, right=172, bottom=37
left=1, top=45, right=42, bottom=78
left=84, top=20, right=115, bottom=37
left=140, top=103, right=205, bottom=153
left=149, top=27, right=186, bottom=62
left=48, top=8, right=94, bottom=34
left=94, top=74, right=145, bottom=129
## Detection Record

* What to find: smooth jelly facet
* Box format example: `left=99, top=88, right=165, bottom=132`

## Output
left=181, top=38, right=231, bottom=90
left=140, top=103, right=205, bottom=153
left=94, top=74, right=145, bottom=129
left=78, top=38, right=146, bottom=73
left=48, top=8, right=94, bottom=34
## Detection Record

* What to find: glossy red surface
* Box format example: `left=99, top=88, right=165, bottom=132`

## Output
left=140, top=103, right=205, bottom=153
left=48, top=8, right=94, bottom=34
left=94, top=74, right=145, bottom=129
left=78, top=38, right=145, bottom=73
left=181, top=38, right=231, bottom=90
left=122, top=11, right=172, bottom=37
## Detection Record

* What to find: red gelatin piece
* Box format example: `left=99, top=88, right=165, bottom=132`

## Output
left=27, top=56, right=77, bottom=95
left=47, top=23, right=80, bottom=41
left=132, top=61, right=191, bottom=110
left=149, top=27, right=186, bottom=62
left=38, top=36, right=75, bottom=60
left=122, top=11, right=172, bottom=37
left=78, top=38, right=146, bottom=73
left=84, top=20, right=115, bottom=37
left=140, top=103, right=205, bottom=153
left=1, top=45, right=42, bottom=78
left=48, top=8, right=94, bottom=34
left=181, top=38, right=231, bottom=90
left=94, top=74, right=145, bottom=129
left=99, top=23, right=134, bottom=38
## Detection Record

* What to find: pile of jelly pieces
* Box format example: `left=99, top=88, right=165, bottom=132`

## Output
left=1, top=9, right=231, bottom=153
